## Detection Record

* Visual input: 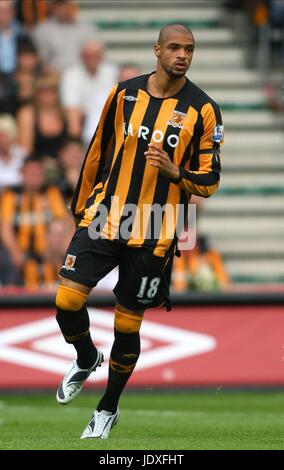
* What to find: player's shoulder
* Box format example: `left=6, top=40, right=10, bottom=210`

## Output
left=117, top=73, right=148, bottom=92
left=186, top=79, right=221, bottom=112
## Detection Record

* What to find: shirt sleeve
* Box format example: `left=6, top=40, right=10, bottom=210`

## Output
left=71, top=84, right=118, bottom=218
left=173, top=101, right=223, bottom=198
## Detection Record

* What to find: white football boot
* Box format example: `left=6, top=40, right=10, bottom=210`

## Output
left=56, top=350, right=104, bottom=404
left=80, top=408, right=120, bottom=439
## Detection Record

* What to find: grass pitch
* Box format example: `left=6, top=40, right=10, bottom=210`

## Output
left=1, top=391, right=284, bottom=450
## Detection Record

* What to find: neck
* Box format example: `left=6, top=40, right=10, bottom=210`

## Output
left=147, top=69, right=186, bottom=99
left=85, top=65, right=98, bottom=75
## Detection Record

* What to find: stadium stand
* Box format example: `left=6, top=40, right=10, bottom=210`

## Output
left=0, top=0, right=283, bottom=291
left=78, top=0, right=284, bottom=287
left=1, top=2, right=284, bottom=403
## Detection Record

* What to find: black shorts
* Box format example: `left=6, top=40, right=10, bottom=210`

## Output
left=59, top=227, right=173, bottom=311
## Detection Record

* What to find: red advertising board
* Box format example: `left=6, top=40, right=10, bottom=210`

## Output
left=0, top=306, right=284, bottom=388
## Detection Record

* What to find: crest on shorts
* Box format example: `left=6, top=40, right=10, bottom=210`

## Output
left=62, top=254, right=76, bottom=271
left=167, top=110, right=187, bottom=129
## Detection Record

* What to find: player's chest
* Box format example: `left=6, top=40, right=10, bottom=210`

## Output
left=119, top=91, right=198, bottom=151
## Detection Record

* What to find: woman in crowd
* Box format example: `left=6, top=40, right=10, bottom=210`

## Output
left=17, top=73, right=67, bottom=159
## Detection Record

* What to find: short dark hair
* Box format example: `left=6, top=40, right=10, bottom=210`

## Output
left=23, top=156, right=43, bottom=167
left=18, top=40, right=37, bottom=56
left=158, top=23, right=194, bottom=44
left=58, top=137, right=83, bottom=152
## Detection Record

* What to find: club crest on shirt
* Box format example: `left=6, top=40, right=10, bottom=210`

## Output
left=62, top=254, right=76, bottom=271
left=212, top=124, right=224, bottom=143
left=167, top=110, right=187, bottom=129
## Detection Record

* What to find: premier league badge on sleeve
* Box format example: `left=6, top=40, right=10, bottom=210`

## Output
left=212, top=124, right=224, bottom=144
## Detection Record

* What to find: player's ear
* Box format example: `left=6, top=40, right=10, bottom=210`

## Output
left=154, top=44, right=160, bottom=58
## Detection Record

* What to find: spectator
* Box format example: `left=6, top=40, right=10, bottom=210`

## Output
left=61, top=40, right=118, bottom=143
left=0, top=0, right=27, bottom=75
left=16, top=0, right=49, bottom=30
left=17, top=40, right=40, bottom=76
left=0, top=114, right=27, bottom=190
left=0, top=157, right=68, bottom=288
left=173, top=235, right=230, bottom=291
left=0, top=243, right=20, bottom=286
left=43, top=216, right=75, bottom=290
left=15, top=40, right=41, bottom=107
left=172, top=196, right=230, bottom=291
left=270, top=0, right=284, bottom=66
left=32, top=0, right=97, bottom=73
left=0, top=38, right=39, bottom=115
left=17, top=74, right=68, bottom=158
left=0, top=72, right=18, bottom=115
left=118, top=63, right=141, bottom=82
left=57, top=137, right=84, bottom=203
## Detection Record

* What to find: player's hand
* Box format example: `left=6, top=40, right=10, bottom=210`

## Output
left=145, top=144, right=180, bottom=181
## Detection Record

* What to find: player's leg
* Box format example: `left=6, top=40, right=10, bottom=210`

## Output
left=55, top=277, right=104, bottom=404
left=55, top=228, right=120, bottom=404
left=98, top=303, right=143, bottom=411
left=56, top=278, right=98, bottom=368
left=81, top=247, right=173, bottom=439
left=80, top=303, right=143, bottom=439
left=109, top=248, right=173, bottom=404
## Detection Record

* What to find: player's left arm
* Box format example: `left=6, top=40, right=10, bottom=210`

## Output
left=145, top=102, right=223, bottom=198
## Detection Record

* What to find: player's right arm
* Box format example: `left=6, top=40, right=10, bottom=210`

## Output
left=71, top=84, right=119, bottom=221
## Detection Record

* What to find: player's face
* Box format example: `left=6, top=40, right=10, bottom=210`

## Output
left=155, top=33, right=195, bottom=79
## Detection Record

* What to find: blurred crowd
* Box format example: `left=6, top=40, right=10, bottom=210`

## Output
left=225, top=0, right=284, bottom=59
left=225, top=0, right=284, bottom=109
left=0, top=0, right=229, bottom=292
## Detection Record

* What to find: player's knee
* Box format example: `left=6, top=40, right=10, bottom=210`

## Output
left=55, top=285, right=87, bottom=311
left=114, top=308, right=143, bottom=333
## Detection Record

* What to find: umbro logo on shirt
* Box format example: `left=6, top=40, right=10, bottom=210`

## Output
left=123, top=95, right=138, bottom=102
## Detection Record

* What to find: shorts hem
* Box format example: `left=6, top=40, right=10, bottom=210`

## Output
left=59, top=270, right=96, bottom=288
left=114, top=291, right=166, bottom=311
